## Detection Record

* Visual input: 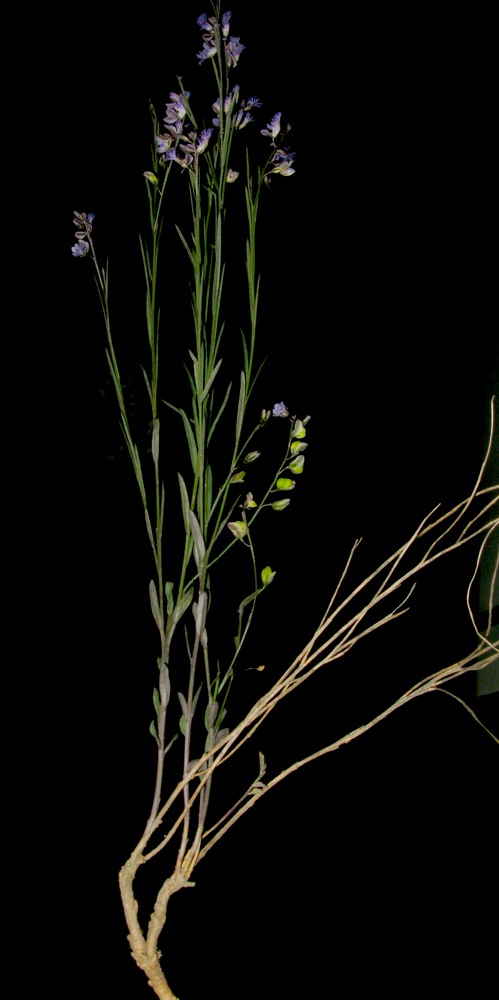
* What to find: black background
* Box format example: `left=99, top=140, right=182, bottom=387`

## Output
left=22, top=3, right=498, bottom=997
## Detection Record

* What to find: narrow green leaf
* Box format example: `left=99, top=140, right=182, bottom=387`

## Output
left=165, top=581, right=175, bottom=616
left=218, top=666, right=233, bottom=694
left=204, top=465, right=213, bottom=521
left=149, top=719, right=159, bottom=745
left=178, top=473, right=191, bottom=534
left=149, top=579, right=163, bottom=635
left=179, top=714, right=187, bottom=736
left=188, top=350, right=200, bottom=394
left=240, top=330, right=249, bottom=376
left=144, top=508, right=155, bottom=553
left=208, top=381, right=232, bottom=445
left=164, top=401, right=197, bottom=471
left=151, top=418, right=160, bottom=466
left=153, top=687, right=161, bottom=720
left=201, top=357, right=223, bottom=403
left=159, top=664, right=171, bottom=708
left=204, top=701, right=219, bottom=731
left=175, top=223, right=195, bottom=266
left=164, top=733, right=178, bottom=757
left=235, top=370, right=246, bottom=445
left=141, top=365, right=152, bottom=404
left=189, top=509, right=206, bottom=570
left=183, top=362, right=197, bottom=401
left=171, top=587, right=193, bottom=627
left=179, top=409, right=197, bottom=471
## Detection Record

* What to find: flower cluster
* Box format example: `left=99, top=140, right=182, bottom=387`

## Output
left=155, top=90, right=214, bottom=170
left=71, top=211, right=95, bottom=257
left=155, top=91, right=191, bottom=160
left=197, top=11, right=244, bottom=68
left=268, top=150, right=295, bottom=178
left=261, top=114, right=295, bottom=179
left=212, top=87, right=262, bottom=129
left=270, top=412, right=310, bottom=510
left=227, top=408, right=310, bottom=535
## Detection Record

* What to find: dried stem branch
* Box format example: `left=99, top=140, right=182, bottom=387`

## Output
left=118, top=406, right=498, bottom=998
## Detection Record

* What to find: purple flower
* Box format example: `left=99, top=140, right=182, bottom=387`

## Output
left=72, top=210, right=95, bottom=236
left=179, top=128, right=213, bottom=156
left=197, top=39, right=217, bottom=63
left=197, top=128, right=213, bottom=153
left=261, top=112, right=281, bottom=142
left=269, top=150, right=295, bottom=177
left=197, top=13, right=212, bottom=31
left=156, top=134, right=173, bottom=154
left=272, top=401, right=289, bottom=418
left=221, top=10, right=232, bottom=36
left=225, top=36, right=244, bottom=68
left=165, top=148, right=194, bottom=169
left=71, top=240, right=89, bottom=257
left=71, top=211, right=94, bottom=255
left=233, top=109, right=253, bottom=129
left=225, top=85, right=240, bottom=111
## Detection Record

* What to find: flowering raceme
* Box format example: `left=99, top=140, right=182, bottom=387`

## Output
left=197, top=10, right=244, bottom=67
left=71, top=211, right=95, bottom=257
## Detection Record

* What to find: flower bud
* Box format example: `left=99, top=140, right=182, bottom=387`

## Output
left=260, top=409, right=271, bottom=425
left=287, top=455, right=305, bottom=475
left=243, top=451, right=261, bottom=464
left=290, top=440, right=308, bottom=456
left=242, top=492, right=257, bottom=509
left=275, top=477, right=295, bottom=491
left=230, top=470, right=246, bottom=483
left=227, top=520, right=247, bottom=539
left=271, top=499, right=291, bottom=510
left=227, top=169, right=239, bottom=183
left=291, top=419, right=307, bottom=439
left=143, top=171, right=158, bottom=184
left=261, top=566, right=276, bottom=586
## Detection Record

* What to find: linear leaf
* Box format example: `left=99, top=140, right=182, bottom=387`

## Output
left=175, top=223, right=195, bottom=266
left=204, top=464, right=213, bottom=521
left=171, top=587, right=194, bottom=627
left=149, top=579, right=163, bottom=635
left=178, top=473, right=191, bottom=534
left=189, top=509, right=206, bottom=569
left=164, top=400, right=197, bottom=471
left=235, top=370, right=246, bottom=445
left=165, top=581, right=175, bottom=616
left=240, top=330, right=249, bottom=376
left=144, top=508, right=155, bottom=553
left=181, top=411, right=197, bottom=471
left=201, top=357, right=223, bottom=403
left=164, top=734, right=178, bottom=757
left=208, top=381, right=232, bottom=445
left=151, top=418, right=160, bottom=466
left=153, top=687, right=161, bottom=720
